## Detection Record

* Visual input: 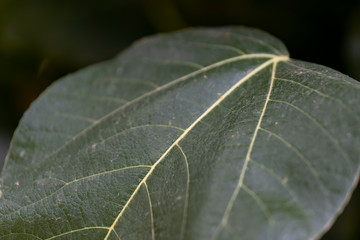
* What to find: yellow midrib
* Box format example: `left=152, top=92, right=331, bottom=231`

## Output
left=104, top=55, right=289, bottom=239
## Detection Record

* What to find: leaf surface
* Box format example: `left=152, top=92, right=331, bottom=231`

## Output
left=1, top=27, right=360, bottom=240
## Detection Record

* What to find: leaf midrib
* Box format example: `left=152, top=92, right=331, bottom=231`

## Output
left=104, top=55, right=289, bottom=239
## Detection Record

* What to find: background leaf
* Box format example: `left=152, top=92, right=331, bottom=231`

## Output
left=0, top=27, right=359, bottom=240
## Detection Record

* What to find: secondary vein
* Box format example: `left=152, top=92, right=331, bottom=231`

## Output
left=211, top=59, right=283, bottom=239
left=29, top=53, right=283, bottom=171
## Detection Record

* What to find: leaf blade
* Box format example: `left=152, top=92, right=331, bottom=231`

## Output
left=1, top=27, right=359, bottom=240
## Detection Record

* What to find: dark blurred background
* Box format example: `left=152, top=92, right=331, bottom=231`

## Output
left=0, top=0, right=359, bottom=239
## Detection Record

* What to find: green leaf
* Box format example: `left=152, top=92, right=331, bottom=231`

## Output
left=1, top=27, right=360, bottom=240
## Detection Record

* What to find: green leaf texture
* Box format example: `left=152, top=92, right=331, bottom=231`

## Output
left=1, top=27, right=360, bottom=240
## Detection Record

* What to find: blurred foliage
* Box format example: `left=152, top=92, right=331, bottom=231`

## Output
left=344, top=6, right=360, bottom=80
left=0, top=0, right=359, bottom=239
left=0, top=0, right=152, bottom=123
